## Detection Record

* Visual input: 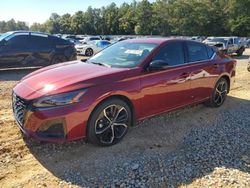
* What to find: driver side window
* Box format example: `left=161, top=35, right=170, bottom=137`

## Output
left=228, top=38, right=233, bottom=45
left=152, top=42, right=185, bottom=66
left=6, top=35, right=29, bottom=50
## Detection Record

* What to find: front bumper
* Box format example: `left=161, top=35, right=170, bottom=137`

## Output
left=12, top=94, right=88, bottom=142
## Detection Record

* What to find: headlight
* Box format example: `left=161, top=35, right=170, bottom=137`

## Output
left=33, top=89, right=87, bottom=108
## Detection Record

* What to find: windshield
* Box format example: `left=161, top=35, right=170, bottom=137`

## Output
left=88, top=41, right=158, bottom=68
left=0, top=32, right=13, bottom=41
left=210, top=38, right=228, bottom=44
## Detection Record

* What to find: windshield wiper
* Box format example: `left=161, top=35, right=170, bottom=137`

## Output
left=89, top=61, right=111, bottom=67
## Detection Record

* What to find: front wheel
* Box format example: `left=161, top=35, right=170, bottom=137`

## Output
left=205, top=78, right=229, bottom=107
left=87, top=99, right=132, bottom=146
left=236, top=47, right=244, bottom=56
left=85, top=48, right=94, bottom=56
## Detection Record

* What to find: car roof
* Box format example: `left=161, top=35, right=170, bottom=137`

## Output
left=9, top=30, right=53, bottom=37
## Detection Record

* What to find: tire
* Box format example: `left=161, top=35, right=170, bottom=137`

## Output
left=205, top=78, right=229, bottom=108
left=51, top=55, right=67, bottom=64
left=85, top=48, right=94, bottom=56
left=236, top=48, right=244, bottom=56
left=87, top=99, right=132, bottom=146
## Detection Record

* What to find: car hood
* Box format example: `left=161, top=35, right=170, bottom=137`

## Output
left=14, top=61, right=129, bottom=100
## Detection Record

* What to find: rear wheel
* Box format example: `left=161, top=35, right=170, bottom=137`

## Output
left=87, top=99, right=132, bottom=146
left=85, top=48, right=94, bottom=56
left=205, top=78, right=229, bottom=107
left=236, top=47, right=244, bottom=56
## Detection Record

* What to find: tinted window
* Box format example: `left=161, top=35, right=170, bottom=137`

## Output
left=29, top=35, right=51, bottom=48
left=56, top=37, right=71, bottom=45
left=206, top=46, right=215, bottom=58
left=228, top=38, right=233, bottom=44
left=152, top=42, right=185, bottom=66
left=96, top=41, right=111, bottom=48
left=6, top=35, right=29, bottom=49
left=187, top=42, right=208, bottom=62
left=90, top=37, right=100, bottom=41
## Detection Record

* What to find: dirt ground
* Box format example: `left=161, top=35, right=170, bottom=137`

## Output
left=0, top=50, right=249, bottom=188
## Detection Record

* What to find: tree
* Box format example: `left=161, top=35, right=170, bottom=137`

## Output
left=1, top=0, right=250, bottom=36
left=135, top=0, right=153, bottom=35
left=118, top=3, right=137, bottom=34
left=59, top=14, right=72, bottom=34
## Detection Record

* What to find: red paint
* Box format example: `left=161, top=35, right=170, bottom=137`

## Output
left=13, top=39, right=236, bottom=142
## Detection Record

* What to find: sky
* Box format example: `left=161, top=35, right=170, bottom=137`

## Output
left=0, top=0, right=154, bottom=25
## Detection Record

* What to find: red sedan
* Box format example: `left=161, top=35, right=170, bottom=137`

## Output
left=13, top=38, right=236, bottom=146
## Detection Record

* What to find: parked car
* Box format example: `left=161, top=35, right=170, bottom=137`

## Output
left=0, top=31, right=77, bottom=68
left=204, top=37, right=245, bottom=56
left=80, top=36, right=101, bottom=44
left=76, top=40, right=111, bottom=56
left=245, top=39, right=250, bottom=48
left=65, top=38, right=81, bottom=45
left=191, top=36, right=206, bottom=42
left=12, top=38, right=236, bottom=146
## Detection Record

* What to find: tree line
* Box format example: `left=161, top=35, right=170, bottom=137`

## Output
left=1, top=0, right=250, bottom=36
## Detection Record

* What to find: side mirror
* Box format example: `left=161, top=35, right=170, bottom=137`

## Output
left=147, top=60, right=169, bottom=71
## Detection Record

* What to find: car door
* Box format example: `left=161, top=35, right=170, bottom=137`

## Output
left=0, top=34, right=30, bottom=68
left=140, top=41, right=193, bottom=117
left=227, top=38, right=235, bottom=54
left=27, top=34, right=54, bottom=66
left=185, top=41, right=219, bottom=101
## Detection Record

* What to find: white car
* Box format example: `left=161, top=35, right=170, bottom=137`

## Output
left=75, top=40, right=111, bottom=56
left=79, top=36, right=101, bottom=44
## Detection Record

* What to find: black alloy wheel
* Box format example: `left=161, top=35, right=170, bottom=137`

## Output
left=85, top=48, right=94, bottom=56
left=87, top=99, right=132, bottom=146
left=205, top=78, right=228, bottom=107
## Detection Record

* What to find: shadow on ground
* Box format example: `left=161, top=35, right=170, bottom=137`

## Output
left=24, top=95, right=250, bottom=187
left=232, top=53, right=250, bottom=60
left=0, top=69, right=37, bottom=81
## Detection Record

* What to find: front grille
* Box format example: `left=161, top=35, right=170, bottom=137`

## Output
left=12, top=93, right=27, bottom=126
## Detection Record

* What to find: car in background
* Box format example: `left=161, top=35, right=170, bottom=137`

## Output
left=80, top=36, right=101, bottom=44
left=12, top=38, right=236, bottom=146
left=0, top=31, right=77, bottom=68
left=191, top=36, right=206, bottom=42
left=245, top=39, right=250, bottom=48
left=65, top=38, right=81, bottom=45
left=76, top=40, right=111, bottom=56
left=204, top=37, right=245, bottom=56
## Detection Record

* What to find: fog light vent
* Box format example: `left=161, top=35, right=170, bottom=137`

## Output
left=37, top=119, right=66, bottom=138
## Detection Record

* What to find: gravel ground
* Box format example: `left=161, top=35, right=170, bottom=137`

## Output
left=0, top=51, right=250, bottom=187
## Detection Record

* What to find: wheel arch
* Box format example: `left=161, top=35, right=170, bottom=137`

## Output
left=87, top=94, right=136, bottom=131
left=219, top=74, right=231, bottom=93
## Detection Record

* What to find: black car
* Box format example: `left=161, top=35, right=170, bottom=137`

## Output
left=0, top=31, right=77, bottom=68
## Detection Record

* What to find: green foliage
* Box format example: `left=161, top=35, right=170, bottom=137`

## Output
left=1, top=0, right=250, bottom=36
left=0, top=19, right=29, bottom=33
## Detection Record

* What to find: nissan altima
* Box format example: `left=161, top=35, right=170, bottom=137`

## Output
left=12, top=38, right=236, bottom=146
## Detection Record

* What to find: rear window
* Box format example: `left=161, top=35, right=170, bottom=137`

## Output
left=90, top=37, right=100, bottom=41
left=206, top=46, right=215, bottom=58
left=187, top=42, right=209, bottom=62
left=51, top=37, right=71, bottom=45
